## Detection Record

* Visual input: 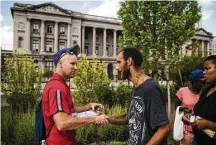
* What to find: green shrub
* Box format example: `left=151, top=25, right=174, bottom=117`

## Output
left=113, top=84, right=131, bottom=108
left=1, top=108, right=35, bottom=145
left=12, top=112, right=36, bottom=145
left=160, top=84, right=177, bottom=101
left=76, top=105, right=128, bottom=144
left=1, top=108, right=15, bottom=145
left=2, top=104, right=128, bottom=145
left=108, top=141, right=125, bottom=145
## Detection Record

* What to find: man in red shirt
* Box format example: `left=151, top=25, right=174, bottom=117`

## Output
left=42, top=45, right=108, bottom=145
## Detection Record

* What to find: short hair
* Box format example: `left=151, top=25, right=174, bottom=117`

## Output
left=120, top=47, right=143, bottom=68
left=204, top=55, right=216, bottom=66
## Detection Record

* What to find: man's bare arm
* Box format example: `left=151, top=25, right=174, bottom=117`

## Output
left=107, top=114, right=128, bottom=125
left=146, top=124, right=170, bottom=145
left=53, top=112, right=108, bottom=130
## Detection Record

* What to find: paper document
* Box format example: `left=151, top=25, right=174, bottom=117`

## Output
left=72, top=110, right=98, bottom=118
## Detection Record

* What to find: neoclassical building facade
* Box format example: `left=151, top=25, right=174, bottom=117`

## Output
left=11, top=2, right=123, bottom=80
left=9, top=2, right=214, bottom=81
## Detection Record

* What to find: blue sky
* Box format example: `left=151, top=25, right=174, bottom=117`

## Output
left=0, top=0, right=216, bottom=50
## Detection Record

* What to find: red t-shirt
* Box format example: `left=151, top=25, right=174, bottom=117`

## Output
left=42, top=73, right=76, bottom=145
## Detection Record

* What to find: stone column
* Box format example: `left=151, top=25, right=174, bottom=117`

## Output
left=92, top=27, right=96, bottom=56
left=67, top=23, right=71, bottom=47
left=54, top=21, right=59, bottom=52
left=82, top=26, right=85, bottom=54
left=113, top=29, right=117, bottom=57
left=201, top=40, right=204, bottom=57
left=207, top=41, right=210, bottom=55
left=40, top=20, right=45, bottom=53
left=26, top=18, right=31, bottom=52
left=103, top=28, right=107, bottom=56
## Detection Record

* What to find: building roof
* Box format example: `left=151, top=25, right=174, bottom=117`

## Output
left=11, top=2, right=121, bottom=25
left=195, top=28, right=214, bottom=38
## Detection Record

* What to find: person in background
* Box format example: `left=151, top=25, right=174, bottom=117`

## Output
left=175, top=69, right=205, bottom=145
left=192, top=55, right=216, bottom=145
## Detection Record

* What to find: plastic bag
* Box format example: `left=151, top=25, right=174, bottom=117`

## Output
left=173, top=106, right=184, bottom=141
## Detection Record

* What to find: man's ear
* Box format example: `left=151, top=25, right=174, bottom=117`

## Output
left=58, top=61, right=63, bottom=68
left=127, top=57, right=133, bottom=66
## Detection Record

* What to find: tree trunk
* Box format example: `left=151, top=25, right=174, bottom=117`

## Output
left=167, top=81, right=171, bottom=121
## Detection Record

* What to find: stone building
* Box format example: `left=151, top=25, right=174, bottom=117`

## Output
left=7, top=2, right=214, bottom=81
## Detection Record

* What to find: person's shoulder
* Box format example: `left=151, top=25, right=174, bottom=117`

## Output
left=142, top=78, right=160, bottom=91
left=146, top=78, right=159, bottom=87
left=178, top=87, right=189, bottom=92
left=45, top=79, right=67, bottom=92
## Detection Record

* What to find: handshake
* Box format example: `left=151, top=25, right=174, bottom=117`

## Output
left=91, top=103, right=110, bottom=127
left=72, top=103, right=112, bottom=127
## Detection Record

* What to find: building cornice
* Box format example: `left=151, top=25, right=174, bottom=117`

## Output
left=11, top=2, right=121, bottom=25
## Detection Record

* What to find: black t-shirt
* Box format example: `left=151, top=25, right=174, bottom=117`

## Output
left=126, top=78, right=169, bottom=145
left=193, top=84, right=216, bottom=145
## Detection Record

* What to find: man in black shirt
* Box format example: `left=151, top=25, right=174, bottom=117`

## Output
left=108, top=48, right=170, bottom=145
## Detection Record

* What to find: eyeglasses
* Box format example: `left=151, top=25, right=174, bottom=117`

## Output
left=58, top=51, right=75, bottom=63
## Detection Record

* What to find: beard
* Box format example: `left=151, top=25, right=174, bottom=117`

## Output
left=122, top=67, right=130, bottom=80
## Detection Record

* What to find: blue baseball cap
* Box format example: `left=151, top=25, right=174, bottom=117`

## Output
left=189, top=69, right=205, bottom=81
left=53, top=44, right=80, bottom=65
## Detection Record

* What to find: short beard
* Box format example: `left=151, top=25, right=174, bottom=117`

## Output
left=122, top=68, right=130, bottom=80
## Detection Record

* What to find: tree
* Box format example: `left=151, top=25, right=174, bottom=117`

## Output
left=118, top=1, right=201, bottom=116
left=118, top=1, right=201, bottom=72
left=73, top=57, right=111, bottom=105
left=1, top=52, right=43, bottom=113
left=170, top=55, right=204, bottom=88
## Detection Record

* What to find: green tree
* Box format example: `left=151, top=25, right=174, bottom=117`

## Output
left=118, top=1, right=201, bottom=72
left=118, top=1, right=201, bottom=116
left=1, top=52, right=43, bottom=113
left=170, top=55, right=204, bottom=88
left=73, top=57, right=111, bottom=105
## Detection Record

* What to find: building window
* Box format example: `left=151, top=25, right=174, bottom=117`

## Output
left=60, top=26, right=65, bottom=34
left=106, top=36, right=109, bottom=42
left=73, top=40, right=77, bottom=45
left=85, top=46, right=89, bottom=55
left=107, top=63, right=114, bottom=80
left=32, top=40, right=39, bottom=52
left=85, top=33, right=88, bottom=40
left=59, top=41, right=65, bottom=50
left=96, top=46, right=99, bottom=55
left=18, top=37, right=23, bottom=48
left=33, top=23, right=39, bottom=33
left=96, top=34, right=99, bottom=42
left=47, top=24, right=53, bottom=34
left=46, top=41, right=53, bottom=52
left=106, top=47, right=109, bottom=55
left=44, top=61, right=54, bottom=72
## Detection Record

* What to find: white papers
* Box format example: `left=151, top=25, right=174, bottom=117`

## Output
left=72, top=110, right=98, bottom=118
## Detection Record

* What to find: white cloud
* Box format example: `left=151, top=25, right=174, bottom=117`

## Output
left=202, top=9, right=214, bottom=20
left=0, top=14, right=3, bottom=22
left=83, top=2, right=90, bottom=8
left=198, top=0, right=213, bottom=7
left=0, top=25, right=13, bottom=50
left=88, top=0, right=122, bottom=18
